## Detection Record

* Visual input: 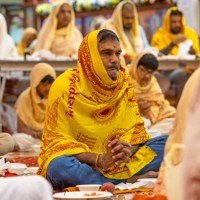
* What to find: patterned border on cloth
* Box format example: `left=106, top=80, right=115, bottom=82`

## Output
left=6, top=156, right=38, bottom=167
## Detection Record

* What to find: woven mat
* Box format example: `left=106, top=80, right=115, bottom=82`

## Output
left=6, top=156, right=38, bottom=167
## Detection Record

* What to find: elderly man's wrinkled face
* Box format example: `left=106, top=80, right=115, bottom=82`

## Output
left=122, top=7, right=134, bottom=30
left=170, top=15, right=182, bottom=34
left=98, top=38, right=122, bottom=81
left=57, top=4, right=71, bottom=29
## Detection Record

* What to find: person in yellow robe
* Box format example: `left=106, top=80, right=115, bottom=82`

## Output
left=151, top=7, right=200, bottom=107
left=151, top=6, right=199, bottom=56
left=154, top=67, right=200, bottom=200
left=14, top=63, right=56, bottom=151
left=100, top=0, right=154, bottom=61
left=127, top=52, right=176, bottom=130
left=37, top=29, right=167, bottom=189
left=35, top=0, right=83, bottom=59
left=16, top=27, right=37, bottom=56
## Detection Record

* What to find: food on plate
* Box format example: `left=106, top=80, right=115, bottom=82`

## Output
left=84, top=192, right=101, bottom=196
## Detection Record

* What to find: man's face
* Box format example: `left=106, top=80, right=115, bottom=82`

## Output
left=97, top=38, right=121, bottom=81
left=57, top=4, right=71, bottom=29
left=122, top=8, right=134, bottom=30
left=136, top=65, right=154, bottom=86
left=170, top=15, right=182, bottom=34
left=36, top=81, right=53, bottom=99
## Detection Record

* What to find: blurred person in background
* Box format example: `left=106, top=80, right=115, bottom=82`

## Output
left=35, top=0, right=83, bottom=60
left=151, top=7, right=199, bottom=56
left=16, top=27, right=37, bottom=57
left=151, top=7, right=200, bottom=107
left=13, top=63, right=56, bottom=151
left=100, top=0, right=156, bottom=62
left=127, top=52, right=176, bottom=134
left=0, top=13, right=18, bottom=59
left=154, top=67, right=200, bottom=200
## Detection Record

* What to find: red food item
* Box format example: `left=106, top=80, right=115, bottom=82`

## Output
left=131, top=193, right=167, bottom=200
left=100, top=182, right=115, bottom=194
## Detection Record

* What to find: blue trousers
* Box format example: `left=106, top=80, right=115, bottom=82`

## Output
left=46, top=135, right=167, bottom=189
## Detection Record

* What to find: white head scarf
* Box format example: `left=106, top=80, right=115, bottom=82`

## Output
left=0, top=13, right=18, bottom=59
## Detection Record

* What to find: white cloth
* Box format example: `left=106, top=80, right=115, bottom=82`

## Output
left=0, top=175, right=53, bottom=200
left=0, top=13, right=18, bottom=59
left=177, top=0, right=200, bottom=35
left=12, top=133, right=41, bottom=152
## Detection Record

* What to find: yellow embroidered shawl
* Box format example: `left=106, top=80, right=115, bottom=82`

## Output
left=15, top=63, right=56, bottom=131
left=35, top=0, right=83, bottom=58
left=154, top=67, right=200, bottom=195
left=16, top=27, right=37, bottom=56
left=100, top=0, right=143, bottom=59
left=151, top=7, right=200, bottom=55
left=38, top=30, right=156, bottom=179
left=128, top=52, right=176, bottom=124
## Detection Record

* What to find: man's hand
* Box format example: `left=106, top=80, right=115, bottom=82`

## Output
left=172, top=34, right=186, bottom=45
left=137, top=99, right=151, bottom=116
left=189, top=46, right=196, bottom=55
left=100, top=135, right=138, bottom=170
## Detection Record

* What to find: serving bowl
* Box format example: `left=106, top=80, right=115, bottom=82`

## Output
left=8, top=163, right=27, bottom=175
left=76, top=184, right=101, bottom=191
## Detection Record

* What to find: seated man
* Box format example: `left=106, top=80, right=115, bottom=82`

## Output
left=151, top=7, right=199, bottom=56
left=37, top=29, right=167, bottom=190
left=100, top=0, right=155, bottom=61
left=14, top=63, right=56, bottom=151
left=35, top=0, right=83, bottom=60
left=151, top=6, right=200, bottom=107
left=127, top=52, right=176, bottom=131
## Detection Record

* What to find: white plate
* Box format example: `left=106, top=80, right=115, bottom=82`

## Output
left=53, top=191, right=112, bottom=199
left=24, top=167, right=39, bottom=174
left=137, top=178, right=157, bottom=183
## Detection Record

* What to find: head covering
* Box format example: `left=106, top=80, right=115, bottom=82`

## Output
left=36, top=0, right=83, bottom=57
left=101, top=0, right=143, bottom=58
left=151, top=7, right=200, bottom=55
left=17, top=27, right=37, bottom=56
left=154, top=67, right=200, bottom=196
left=15, top=63, right=56, bottom=131
left=38, top=30, right=156, bottom=179
left=128, top=52, right=176, bottom=124
left=0, top=13, right=18, bottom=59
left=0, top=175, right=53, bottom=200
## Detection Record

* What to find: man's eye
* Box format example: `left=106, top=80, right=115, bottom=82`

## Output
left=116, top=52, right=121, bottom=56
left=103, top=52, right=112, bottom=56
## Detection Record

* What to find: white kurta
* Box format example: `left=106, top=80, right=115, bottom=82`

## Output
left=0, top=175, right=53, bottom=200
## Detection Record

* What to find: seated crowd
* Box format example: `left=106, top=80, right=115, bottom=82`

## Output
left=1, top=0, right=200, bottom=199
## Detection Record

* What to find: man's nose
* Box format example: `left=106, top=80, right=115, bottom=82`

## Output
left=110, top=54, right=119, bottom=63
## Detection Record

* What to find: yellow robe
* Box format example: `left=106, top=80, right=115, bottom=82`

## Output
left=128, top=52, right=176, bottom=124
left=151, top=7, right=200, bottom=55
left=38, top=30, right=156, bottom=180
